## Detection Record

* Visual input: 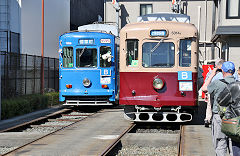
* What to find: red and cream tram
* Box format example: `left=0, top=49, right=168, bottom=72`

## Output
left=119, top=19, right=199, bottom=122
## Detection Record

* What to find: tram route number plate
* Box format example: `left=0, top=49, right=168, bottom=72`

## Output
left=100, top=77, right=111, bottom=84
left=178, top=71, right=192, bottom=80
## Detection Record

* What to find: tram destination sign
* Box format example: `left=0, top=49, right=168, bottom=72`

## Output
left=79, top=39, right=94, bottom=45
left=150, top=30, right=167, bottom=37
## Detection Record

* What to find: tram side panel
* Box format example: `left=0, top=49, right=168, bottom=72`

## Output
left=59, top=32, right=118, bottom=105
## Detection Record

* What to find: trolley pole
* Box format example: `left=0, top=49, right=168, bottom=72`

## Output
left=41, top=0, right=44, bottom=94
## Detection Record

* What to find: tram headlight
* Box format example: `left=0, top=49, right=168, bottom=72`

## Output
left=83, top=78, right=91, bottom=87
left=153, top=78, right=164, bottom=90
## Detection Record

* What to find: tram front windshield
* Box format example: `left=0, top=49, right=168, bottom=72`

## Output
left=142, top=42, right=175, bottom=68
left=76, top=48, right=97, bottom=68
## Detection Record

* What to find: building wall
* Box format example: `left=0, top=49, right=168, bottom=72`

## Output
left=224, top=36, right=240, bottom=69
left=0, top=0, right=21, bottom=53
left=105, top=0, right=214, bottom=61
left=9, top=0, right=21, bottom=33
left=212, top=0, right=240, bottom=69
left=21, top=0, right=70, bottom=58
left=219, top=0, right=240, bottom=26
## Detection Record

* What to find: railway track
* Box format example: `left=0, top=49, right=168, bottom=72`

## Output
left=1, top=107, right=186, bottom=156
left=0, top=107, right=100, bottom=155
left=103, top=123, right=184, bottom=156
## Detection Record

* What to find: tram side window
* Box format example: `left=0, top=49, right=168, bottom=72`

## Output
left=100, top=46, right=111, bottom=67
left=126, top=39, right=138, bottom=67
left=179, top=40, right=191, bottom=67
left=76, top=48, right=97, bottom=68
left=62, top=47, right=73, bottom=68
left=142, top=42, right=175, bottom=68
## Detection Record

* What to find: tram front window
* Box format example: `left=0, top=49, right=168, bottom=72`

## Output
left=76, top=48, right=97, bottom=68
left=179, top=39, right=191, bottom=67
left=142, top=42, right=175, bottom=68
left=100, top=46, right=111, bottom=67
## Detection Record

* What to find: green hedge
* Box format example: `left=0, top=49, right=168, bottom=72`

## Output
left=1, top=92, right=59, bottom=120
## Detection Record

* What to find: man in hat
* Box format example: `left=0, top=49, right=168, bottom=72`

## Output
left=202, top=61, right=236, bottom=156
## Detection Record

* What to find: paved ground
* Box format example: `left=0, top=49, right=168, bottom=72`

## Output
left=0, top=99, right=230, bottom=156
left=181, top=99, right=231, bottom=156
left=0, top=105, right=64, bottom=131
left=6, top=109, right=132, bottom=156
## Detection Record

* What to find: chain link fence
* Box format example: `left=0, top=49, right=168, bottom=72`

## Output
left=1, top=52, right=59, bottom=98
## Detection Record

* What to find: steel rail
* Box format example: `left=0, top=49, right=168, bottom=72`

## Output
left=178, top=125, right=184, bottom=156
left=0, top=108, right=72, bottom=133
left=100, top=123, right=136, bottom=156
left=2, top=110, right=96, bottom=156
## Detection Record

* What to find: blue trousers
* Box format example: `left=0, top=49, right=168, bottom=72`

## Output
left=232, top=141, right=240, bottom=156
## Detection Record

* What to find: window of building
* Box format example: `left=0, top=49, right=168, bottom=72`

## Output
left=62, top=47, right=73, bottom=68
left=226, top=0, right=240, bottom=19
left=140, top=4, right=153, bottom=16
left=126, top=39, right=138, bottom=67
left=179, top=40, right=191, bottom=67
left=142, top=42, right=175, bottom=68
left=76, top=48, right=97, bottom=68
left=100, top=46, right=111, bottom=67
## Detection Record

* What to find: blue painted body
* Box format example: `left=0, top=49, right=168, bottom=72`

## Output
left=59, top=32, right=118, bottom=103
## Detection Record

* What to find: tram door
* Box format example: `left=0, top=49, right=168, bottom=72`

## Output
left=99, top=38, right=116, bottom=101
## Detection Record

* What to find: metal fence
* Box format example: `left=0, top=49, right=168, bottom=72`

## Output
left=1, top=52, right=59, bottom=98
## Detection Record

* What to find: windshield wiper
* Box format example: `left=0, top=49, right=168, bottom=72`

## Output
left=150, top=39, right=164, bottom=53
left=79, top=46, right=86, bottom=57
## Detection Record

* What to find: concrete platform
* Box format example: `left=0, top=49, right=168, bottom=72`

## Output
left=0, top=105, right=64, bottom=131
left=181, top=125, right=215, bottom=156
left=180, top=99, right=232, bottom=156
left=6, top=109, right=132, bottom=156
left=0, top=132, right=47, bottom=147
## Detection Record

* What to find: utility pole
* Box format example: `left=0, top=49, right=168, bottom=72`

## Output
left=41, top=0, right=44, bottom=94
left=112, top=0, right=120, bottom=36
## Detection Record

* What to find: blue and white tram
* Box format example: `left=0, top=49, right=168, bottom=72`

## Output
left=59, top=24, right=118, bottom=105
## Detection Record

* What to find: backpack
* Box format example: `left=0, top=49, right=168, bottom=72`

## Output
left=217, top=80, right=240, bottom=142
left=217, top=80, right=240, bottom=118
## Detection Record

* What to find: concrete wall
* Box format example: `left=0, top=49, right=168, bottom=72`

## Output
left=21, top=0, right=70, bottom=58
left=224, top=36, right=240, bottom=69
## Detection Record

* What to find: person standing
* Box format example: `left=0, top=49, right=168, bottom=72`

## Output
left=202, top=61, right=236, bottom=156
left=202, top=59, right=224, bottom=127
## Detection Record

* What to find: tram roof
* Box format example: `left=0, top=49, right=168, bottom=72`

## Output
left=60, top=31, right=115, bottom=39
left=120, top=21, right=197, bottom=38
